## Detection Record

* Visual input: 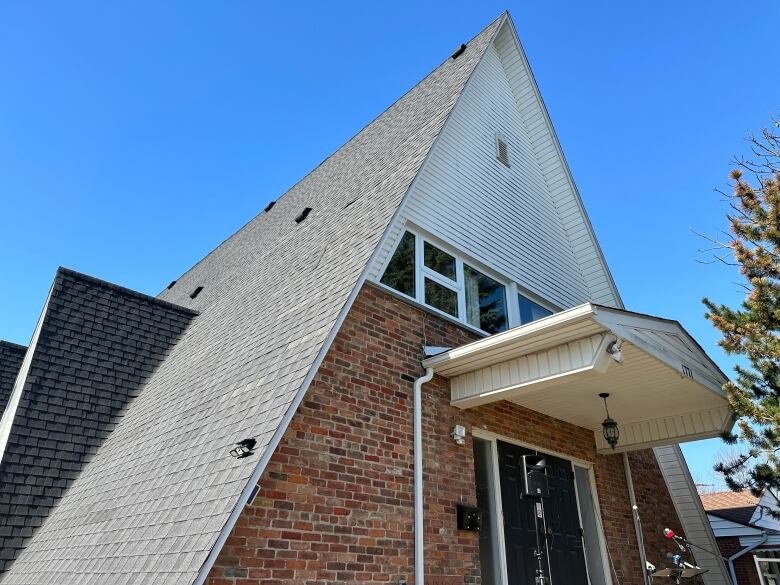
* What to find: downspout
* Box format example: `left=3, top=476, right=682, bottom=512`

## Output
left=414, top=367, right=434, bottom=585
left=728, top=531, right=767, bottom=585
left=623, top=453, right=651, bottom=585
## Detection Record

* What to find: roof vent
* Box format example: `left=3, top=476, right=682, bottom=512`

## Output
left=190, top=286, right=203, bottom=299
left=496, top=133, right=510, bottom=167
left=166, top=280, right=177, bottom=290
left=264, top=201, right=276, bottom=212
left=295, top=207, right=312, bottom=223
left=451, top=44, right=467, bottom=60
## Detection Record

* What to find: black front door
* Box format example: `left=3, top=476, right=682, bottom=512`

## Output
left=497, top=441, right=588, bottom=585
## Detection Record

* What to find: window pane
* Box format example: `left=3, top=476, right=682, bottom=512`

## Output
left=380, top=231, right=415, bottom=297
left=424, top=241, right=456, bottom=280
left=518, top=294, right=553, bottom=325
left=464, top=266, right=507, bottom=334
left=425, top=278, right=458, bottom=317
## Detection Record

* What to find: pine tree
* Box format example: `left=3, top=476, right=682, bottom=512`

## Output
left=704, top=118, right=780, bottom=496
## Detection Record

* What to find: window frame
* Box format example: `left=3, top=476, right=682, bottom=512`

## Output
left=378, top=227, right=556, bottom=335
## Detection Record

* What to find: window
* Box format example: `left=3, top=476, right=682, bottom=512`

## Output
left=380, top=230, right=415, bottom=297
left=378, top=229, right=555, bottom=335
left=496, top=133, right=510, bottom=167
left=424, top=241, right=456, bottom=280
left=518, top=293, right=552, bottom=325
left=465, top=266, right=507, bottom=334
left=425, top=278, right=458, bottom=317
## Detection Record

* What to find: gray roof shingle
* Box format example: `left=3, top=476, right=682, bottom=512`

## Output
left=0, top=14, right=505, bottom=584
left=0, top=268, right=196, bottom=572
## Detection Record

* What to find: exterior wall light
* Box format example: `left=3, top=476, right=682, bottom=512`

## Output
left=451, top=425, right=466, bottom=445
left=229, top=438, right=257, bottom=459
left=606, top=339, right=624, bottom=364
left=599, top=393, right=619, bottom=449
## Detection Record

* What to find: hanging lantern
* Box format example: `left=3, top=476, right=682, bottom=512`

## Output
left=599, top=393, right=619, bottom=449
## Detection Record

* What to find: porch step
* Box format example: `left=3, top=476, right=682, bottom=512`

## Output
left=654, top=445, right=732, bottom=585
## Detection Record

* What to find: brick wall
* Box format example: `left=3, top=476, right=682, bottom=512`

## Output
left=206, top=284, right=683, bottom=585
left=717, top=536, right=761, bottom=585
left=626, top=449, right=686, bottom=575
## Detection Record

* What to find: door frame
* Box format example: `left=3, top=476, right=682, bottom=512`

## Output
left=472, top=428, right=614, bottom=585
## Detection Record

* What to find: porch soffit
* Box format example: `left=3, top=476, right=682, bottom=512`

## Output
left=423, top=304, right=733, bottom=453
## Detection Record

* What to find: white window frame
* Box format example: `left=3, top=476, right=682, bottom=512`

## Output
left=376, top=225, right=559, bottom=335
left=755, top=555, right=780, bottom=585
left=472, top=428, right=614, bottom=585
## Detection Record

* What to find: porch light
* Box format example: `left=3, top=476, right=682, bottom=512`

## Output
left=599, top=393, right=619, bottom=449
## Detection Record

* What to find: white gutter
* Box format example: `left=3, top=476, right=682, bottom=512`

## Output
left=414, top=367, right=434, bottom=585
left=728, top=532, right=767, bottom=585
left=623, top=453, right=651, bottom=585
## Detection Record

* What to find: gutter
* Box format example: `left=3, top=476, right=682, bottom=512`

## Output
left=414, top=366, right=434, bottom=585
left=728, top=532, right=767, bottom=585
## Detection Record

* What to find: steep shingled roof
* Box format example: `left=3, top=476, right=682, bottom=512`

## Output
left=0, top=14, right=506, bottom=584
left=0, top=269, right=196, bottom=571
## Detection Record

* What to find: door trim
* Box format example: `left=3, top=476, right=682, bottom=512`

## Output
left=472, top=428, right=613, bottom=585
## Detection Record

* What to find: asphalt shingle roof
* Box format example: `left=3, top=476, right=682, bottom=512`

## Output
left=0, top=14, right=505, bottom=584
left=701, top=490, right=760, bottom=526
left=0, top=269, right=196, bottom=571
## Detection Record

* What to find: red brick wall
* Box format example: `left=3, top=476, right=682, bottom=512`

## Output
left=717, top=536, right=761, bottom=585
left=206, top=284, right=683, bottom=585
left=626, top=449, right=686, bottom=574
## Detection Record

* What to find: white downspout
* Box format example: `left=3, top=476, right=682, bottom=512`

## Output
left=414, top=367, right=434, bottom=585
left=728, top=532, right=767, bottom=585
left=623, top=453, right=650, bottom=585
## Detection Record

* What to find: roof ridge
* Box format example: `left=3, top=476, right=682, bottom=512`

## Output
left=0, top=340, right=26, bottom=352
left=160, top=12, right=508, bottom=297
left=57, top=267, right=199, bottom=316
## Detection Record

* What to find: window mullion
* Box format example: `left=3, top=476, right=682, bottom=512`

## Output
left=456, top=258, right=466, bottom=326
left=414, top=232, right=424, bottom=303
left=507, top=282, right=520, bottom=328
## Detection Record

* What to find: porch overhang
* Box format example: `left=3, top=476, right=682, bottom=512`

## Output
left=423, top=304, right=734, bottom=453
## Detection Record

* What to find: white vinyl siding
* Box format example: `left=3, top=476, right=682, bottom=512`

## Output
left=371, top=29, right=619, bottom=310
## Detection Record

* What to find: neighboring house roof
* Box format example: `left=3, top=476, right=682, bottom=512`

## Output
left=701, top=491, right=761, bottom=526
left=0, top=268, right=196, bottom=571
left=0, top=14, right=506, bottom=585
left=0, top=342, right=25, bottom=418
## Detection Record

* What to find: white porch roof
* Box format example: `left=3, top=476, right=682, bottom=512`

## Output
left=423, top=304, right=734, bottom=453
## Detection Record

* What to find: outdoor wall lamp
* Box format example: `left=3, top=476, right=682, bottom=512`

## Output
left=451, top=424, right=466, bottom=445
left=606, top=339, right=624, bottom=364
left=599, top=393, right=620, bottom=449
left=229, top=438, right=257, bottom=459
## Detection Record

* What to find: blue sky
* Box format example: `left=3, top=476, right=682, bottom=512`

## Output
left=1, top=1, right=779, bottom=488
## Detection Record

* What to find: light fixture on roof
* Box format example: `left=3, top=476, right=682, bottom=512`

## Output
left=599, top=393, right=619, bottom=449
left=229, top=438, right=257, bottom=459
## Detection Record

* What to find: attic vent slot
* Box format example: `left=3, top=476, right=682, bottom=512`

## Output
left=295, top=207, right=312, bottom=223
left=451, top=44, right=467, bottom=60
left=190, top=286, right=203, bottom=299
left=167, top=280, right=177, bottom=290
left=264, top=201, right=276, bottom=212
left=496, top=133, right=510, bottom=167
